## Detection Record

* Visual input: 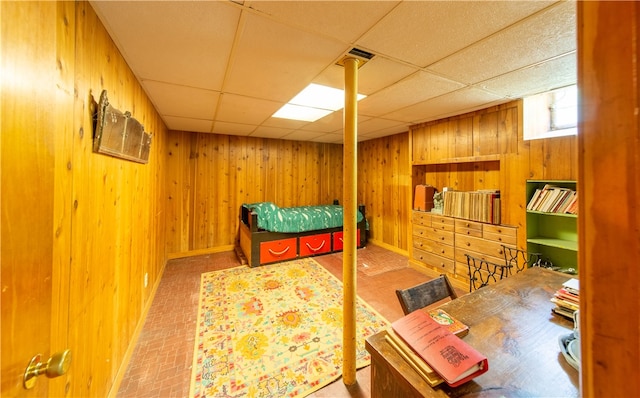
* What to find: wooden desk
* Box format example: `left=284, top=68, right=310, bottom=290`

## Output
left=366, top=267, right=579, bottom=397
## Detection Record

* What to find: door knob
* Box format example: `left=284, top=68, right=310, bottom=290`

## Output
left=23, top=349, right=72, bottom=389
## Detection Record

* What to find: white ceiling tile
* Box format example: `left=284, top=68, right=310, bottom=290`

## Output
left=212, top=121, right=256, bottom=136
left=359, top=71, right=464, bottom=117
left=297, top=110, right=345, bottom=133
left=309, top=133, right=344, bottom=144
left=360, top=127, right=408, bottom=140
left=92, top=1, right=240, bottom=90
left=261, top=117, right=310, bottom=130
left=383, top=87, right=505, bottom=124
left=223, top=12, right=346, bottom=102
left=358, top=118, right=407, bottom=135
left=245, top=1, right=400, bottom=43
left=250, top=126, right=293, bottom=139
left=216, top=93, right=282, bottom=125
left=142, top=80, right=219, bottom=120
left=358, top=1, right=556, bottom=67
left=313, top=57, right=418, bottom=97
left=281, top=130, right=325, bottom=142
left=428, top=1, right=576, bottom=84
left=163, top=116, right=213, bottom=133
left=479, top=53, right=577, bottom=98
left=91, top=1, right=577, bottom=142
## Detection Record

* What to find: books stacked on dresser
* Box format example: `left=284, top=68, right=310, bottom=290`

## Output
left=442, top=189, right=501, bottom=224
left=551, top=278, right=579, bottom=319
left=527, top=184, right=578, bottom=215
left=386, top=309, right=487, bottom=388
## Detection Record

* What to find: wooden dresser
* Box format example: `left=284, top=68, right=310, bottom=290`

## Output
left=411, top=211, right=517, bottom=287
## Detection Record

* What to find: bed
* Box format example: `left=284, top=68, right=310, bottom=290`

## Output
left=238, top=200, right=368, bottom=267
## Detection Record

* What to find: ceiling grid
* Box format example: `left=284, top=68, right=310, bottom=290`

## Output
left=91, top=0, right=576, bottom=143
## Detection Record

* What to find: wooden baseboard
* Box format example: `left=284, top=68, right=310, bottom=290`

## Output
left=366, top=239, right=409, bottom=257
left=167, top=245, right=235, bottom=260
left=108, top=260, right=167, bottom=398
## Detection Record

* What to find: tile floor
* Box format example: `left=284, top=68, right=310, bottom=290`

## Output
left=116, top=244, right=464, bottom=397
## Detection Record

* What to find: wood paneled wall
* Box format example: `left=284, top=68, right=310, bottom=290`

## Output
left=409, top=100, right=578, bottom=251
left=1, top=2, right=167, bottom=397
left=166, top=100, right=578, bottom=257
left=357, top=133, right=411, bottom=252
left=165, top=131, right=414, bottom=256
left=165, top=132, right=343, bottom=255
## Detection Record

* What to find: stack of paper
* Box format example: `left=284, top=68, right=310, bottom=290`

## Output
left=551, top=278, right=579, bottom=319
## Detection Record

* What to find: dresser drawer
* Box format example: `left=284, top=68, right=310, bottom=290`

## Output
left=483, top=224, right=516, bottom=236
left=422, top=227, right=454, bottom=244
left=483, top=231, right=517, bottom=245
left=260, top=238, right=297, bottom=264
left=431, top=215, right=455, bottom=231
left=455, top=234, right=506, bottom=260
left=413, top=235, right=455, bottom=259
left=299, top=233, right=331, bottom=257
left=454, top=248, right=504, bottom=268
left=412, top=211, right=431, bottom=227
left=412, top=247, right=455, bottom=275
left=412, top=224, right=429, bottom=238
left=455, top=219, right=483, bottom=237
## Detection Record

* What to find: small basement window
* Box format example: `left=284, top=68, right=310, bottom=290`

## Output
left=524, top=85, right=578, bottom=140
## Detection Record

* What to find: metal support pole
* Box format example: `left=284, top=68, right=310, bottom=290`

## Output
left=342, top=56, right=359, bottom=386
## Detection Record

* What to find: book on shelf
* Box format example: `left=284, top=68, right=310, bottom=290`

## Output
left=526, top=188, right=543, bottom=210
left=527, top=184, right=578, bottom=215
left=390, top=309, right=488, bottom=387
left=443, top=189, right=500, bottom=224
left=553, top=190, right=577, bottom=213
left=564, top=191, right=578, bottom=214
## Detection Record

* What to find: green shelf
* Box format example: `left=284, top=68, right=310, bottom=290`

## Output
left=526, top=180, right=578, bottom=272
left=527, top=237, right=578, bottom=251
left=526, top=210, right=577, bottom=218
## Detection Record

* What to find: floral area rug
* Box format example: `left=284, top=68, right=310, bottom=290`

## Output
left=189, top=257, right=390, bottom=398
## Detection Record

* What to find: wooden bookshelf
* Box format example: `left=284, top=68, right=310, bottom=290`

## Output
left=526, top=180, right=578, bottom=272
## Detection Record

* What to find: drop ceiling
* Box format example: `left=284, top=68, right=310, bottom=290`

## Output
left=90, top=0, right=576, bottom=144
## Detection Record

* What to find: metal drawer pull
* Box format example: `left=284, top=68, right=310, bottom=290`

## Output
left=305, top=241, right=325, bottom=252
left=268, top=246, right=290, bottom=256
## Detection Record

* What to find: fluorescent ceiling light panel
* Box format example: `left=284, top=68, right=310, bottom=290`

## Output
left=273, top=104, right=333, bottom=122
left=273, top=83, right=366, bottom=122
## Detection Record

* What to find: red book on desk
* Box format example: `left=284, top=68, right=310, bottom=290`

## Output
left=391, top=310, right=488, bottom=387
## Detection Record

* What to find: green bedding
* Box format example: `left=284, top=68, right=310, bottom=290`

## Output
left=243, top=202, right=364, bottom=233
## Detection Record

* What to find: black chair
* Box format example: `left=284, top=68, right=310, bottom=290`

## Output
left=501, top=245, right=542, bottom=275
left=465, top=254, right=511, bottom=292
left=395, top=274, right=458, bottom=315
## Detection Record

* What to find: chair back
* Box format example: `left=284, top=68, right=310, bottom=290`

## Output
left=465, top=254, right=510, bottom=292
left=395, top=274, right=458, bottom=315
left=502, top=245, right=542, bottom=275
